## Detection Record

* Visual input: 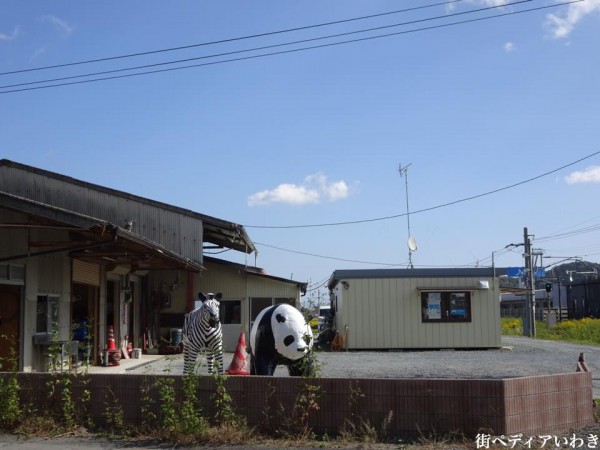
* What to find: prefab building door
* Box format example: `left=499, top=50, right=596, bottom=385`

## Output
left=219, top=299, right=242, bottom=352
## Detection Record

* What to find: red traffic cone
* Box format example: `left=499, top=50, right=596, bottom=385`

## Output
left=226, top=332, right=250, bottom=375
left=107, top=325, right=116, bottom=351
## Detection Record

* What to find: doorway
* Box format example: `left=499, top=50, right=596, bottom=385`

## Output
left=0, top=285, right=21, bottom=370
left=72, top=283, right=99, bottom=365
left=107, top=280, right=117, bottom=347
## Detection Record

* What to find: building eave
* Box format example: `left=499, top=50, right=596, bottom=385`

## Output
left=328, top=267, right=506, bottom=291
left=0, top=190, right=203, bottom=272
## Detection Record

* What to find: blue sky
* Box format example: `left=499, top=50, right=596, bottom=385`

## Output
left=1, top=0, right=599, bottom=302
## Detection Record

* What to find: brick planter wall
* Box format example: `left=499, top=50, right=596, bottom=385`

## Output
left=2, top=371, right=593, bottom=438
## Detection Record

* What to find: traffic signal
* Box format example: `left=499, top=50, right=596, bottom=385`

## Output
left=545, top=282, right=552, bottom=293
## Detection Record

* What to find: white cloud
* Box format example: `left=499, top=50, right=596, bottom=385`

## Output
left=565, top=166, right=600, bottom=184
left=545, top=0, right=600, bottom=39
left=445, top=0, right=509, bottom=13
left=0, top=26, right=20, bottom=41
left=42, top=14, right=74, bottom=36
left=447, top=0, right=599, bottom=38
left=248, top=184, right=320, bottom=206
left=503, top=41, right=516, bottom=52
left=247, top=173, right=350, bottom=206
left=476, top=0, right=510, bottom=5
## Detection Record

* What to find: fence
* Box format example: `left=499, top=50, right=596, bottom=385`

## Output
left=501, top=307, right=569, bottom=322
left=3, top=370, right=594, bottom=438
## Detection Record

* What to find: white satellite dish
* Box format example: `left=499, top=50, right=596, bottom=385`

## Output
left=407, top=236, right=418, bottom=252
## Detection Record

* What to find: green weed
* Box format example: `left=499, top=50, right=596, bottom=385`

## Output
left=0, top=334, right=20, bottom=429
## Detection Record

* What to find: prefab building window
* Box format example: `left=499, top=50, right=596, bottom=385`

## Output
left=220, top=300, right=241, bottom=325
left=421, top=291, right=471, bottom=322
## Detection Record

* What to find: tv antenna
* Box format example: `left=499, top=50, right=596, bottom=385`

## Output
left=399, top=163, right=416, bottom=269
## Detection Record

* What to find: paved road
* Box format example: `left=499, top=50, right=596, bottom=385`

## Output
left=128, top=335, right=600, bottom=397
left=0, top=436, right=303, bottom=450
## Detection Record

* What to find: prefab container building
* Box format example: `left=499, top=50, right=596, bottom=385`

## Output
left=327, top=268, right=501, bottom=350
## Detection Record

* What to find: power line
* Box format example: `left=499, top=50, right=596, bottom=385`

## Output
left=0, top=0, right=579, bottom=95
left=472, top=245, right=518, bottom=266
left=306, top=282, right=328, bottom=294
left=307, top=276, right=330, bottom=289
left=535, top=223, right=600, bottom=243
left=245, top=150, right=600, bottom=229
left=472, top=220, right=600, bottom=267
left=255, top=241, right=485, bottom=269
left=1, top=0, right=525, bottom=91
left=0, top=0, right=534, bottom=91
left=306, top=277, right=330, bottom=292
left=536, top=214, right=600, bottom=239
left=0, top=0, right=530, bottom=90
left=254, top=241, right=409, bottom=266
left=472, top=219, right=600, bottom=267
left=0, top=0, right=469, bottom=77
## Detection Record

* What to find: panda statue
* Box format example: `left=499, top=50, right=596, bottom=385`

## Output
left=249, top=303, right=314, bottom=376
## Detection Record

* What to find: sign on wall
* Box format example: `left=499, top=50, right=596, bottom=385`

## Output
left=426, top=293, right=442, bottom=319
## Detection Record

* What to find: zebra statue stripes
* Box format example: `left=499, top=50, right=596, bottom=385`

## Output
left=182, top=292, right=224, bottom=375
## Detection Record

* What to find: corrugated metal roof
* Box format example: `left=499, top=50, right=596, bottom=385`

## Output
left=327, top=267, right=507, bottom=290
left=0, top=159, right=255, bottom=255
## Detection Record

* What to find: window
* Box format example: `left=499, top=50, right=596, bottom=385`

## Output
left=275, top=298, right=295, bottom=307
left=250, top=298, right=273, bottom=322
left=220, top=300, right=241, bottom=325
left=36, top=295, right=59, bottom=333
left=421, top=291, right=471, bottom=322
left=0, top=264, right=25, bottom=283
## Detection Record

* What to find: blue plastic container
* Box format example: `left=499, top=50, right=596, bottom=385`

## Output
left=170, top=328, right=183, bottom=346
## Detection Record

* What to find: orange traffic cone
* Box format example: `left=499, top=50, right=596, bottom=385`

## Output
left=107, top=325, right=116, bottom=351
left=226, top=332, right=250, bottom=375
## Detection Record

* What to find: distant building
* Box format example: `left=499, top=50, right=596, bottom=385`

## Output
left=568, top=280, right=600, bottom=319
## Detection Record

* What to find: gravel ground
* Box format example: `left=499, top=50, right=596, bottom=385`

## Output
left=128, top=335, right=600, bottom=397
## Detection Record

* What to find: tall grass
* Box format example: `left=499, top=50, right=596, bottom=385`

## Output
left=500, top=317, right=523, bottom=336
left=501, top=317, right=600, bottom=346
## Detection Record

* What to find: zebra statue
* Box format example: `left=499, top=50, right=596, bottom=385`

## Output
left=182, top=292, right=224, bottom=375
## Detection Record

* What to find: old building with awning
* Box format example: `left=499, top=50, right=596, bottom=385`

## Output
left=0, top=160, right=303, bottom=371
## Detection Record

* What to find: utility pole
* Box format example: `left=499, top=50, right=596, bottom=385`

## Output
left=399, top=163, right=414, bottom=269
left=557, top=275, right=562, bottom=321
left=540, top=252, right=550, bottom=314
left=523, top=227, right=536, bottom=338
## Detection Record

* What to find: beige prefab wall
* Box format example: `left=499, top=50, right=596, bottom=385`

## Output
left=197, top=262, right=300, bottom=300
left=193, top=261, right=302, bottom=351
left=333, top=276, right=501, bottom=350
